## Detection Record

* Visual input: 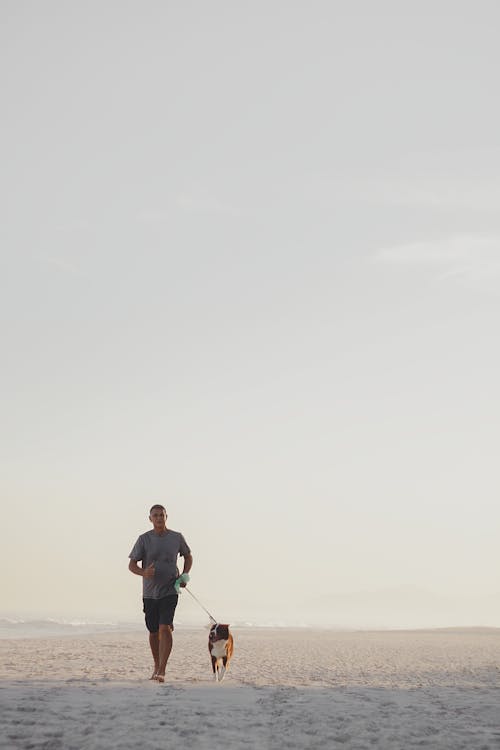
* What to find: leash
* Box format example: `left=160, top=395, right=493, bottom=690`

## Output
left=174, top=573, right=218, bottom=624
left=184, top=586, right=218, bottom=625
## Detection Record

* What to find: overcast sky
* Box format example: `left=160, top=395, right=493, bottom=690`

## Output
left=1, top=1, right=499, bottom=628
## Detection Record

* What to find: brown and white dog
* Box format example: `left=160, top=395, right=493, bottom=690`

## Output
left=208, top=623, right=234, bottom=682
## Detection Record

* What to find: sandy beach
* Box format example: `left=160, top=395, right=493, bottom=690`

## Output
left=1, top=626, right=499, bottom=749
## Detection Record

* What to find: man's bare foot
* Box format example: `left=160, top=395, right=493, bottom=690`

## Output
left=150, top=670, right=159, bottom=680
left=157, top=674, right=165, bottom=683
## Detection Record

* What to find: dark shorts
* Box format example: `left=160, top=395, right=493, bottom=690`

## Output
left=143, top=595, right=179, bottom=633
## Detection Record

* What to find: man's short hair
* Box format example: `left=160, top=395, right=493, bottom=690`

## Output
left=149, top=504, right=166, bottom=514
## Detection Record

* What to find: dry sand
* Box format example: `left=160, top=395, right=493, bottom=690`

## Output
left=1, top=627, right=499, bottom=749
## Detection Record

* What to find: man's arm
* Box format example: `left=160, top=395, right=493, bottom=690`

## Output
left=128, top=559, right=155, bottom=578
left=182, top=553, right=193, bottom=575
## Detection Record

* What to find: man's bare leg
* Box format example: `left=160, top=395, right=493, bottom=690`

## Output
left=157, top=624, right=173, bottom=682
left=149, top=632, right=160, bottom=679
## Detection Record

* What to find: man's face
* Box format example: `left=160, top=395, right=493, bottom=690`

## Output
left=149, top=508, right=167, bottom=530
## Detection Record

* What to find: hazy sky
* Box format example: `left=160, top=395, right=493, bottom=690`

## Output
left=1, top=1, right=499, bottom=628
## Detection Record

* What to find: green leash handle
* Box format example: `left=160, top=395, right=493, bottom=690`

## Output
left=174, top=572, right=190, bottom=593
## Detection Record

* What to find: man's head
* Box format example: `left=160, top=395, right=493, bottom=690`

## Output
left=149, top=505, right=167, bottom=531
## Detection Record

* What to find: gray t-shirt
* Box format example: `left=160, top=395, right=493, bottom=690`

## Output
left=129, top=529, right=191, bottom=599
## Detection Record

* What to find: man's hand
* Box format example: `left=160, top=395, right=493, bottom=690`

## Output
left=143, top=562, right=155, bottom=579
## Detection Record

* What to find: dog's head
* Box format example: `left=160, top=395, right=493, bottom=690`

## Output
left=209, top=623, right=231, bottom=642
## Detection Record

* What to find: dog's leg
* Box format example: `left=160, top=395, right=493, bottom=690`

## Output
left=211, top=655, right=219, bottom=681
left=219, top=654, right=230, bottom=682
left=215, top=663, right=220, bottom=681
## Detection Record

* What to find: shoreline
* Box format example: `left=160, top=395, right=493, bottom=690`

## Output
left=1, top=628, right=499, bottom=644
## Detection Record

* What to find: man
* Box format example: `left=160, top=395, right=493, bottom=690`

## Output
left=128, top=504, right=193, bottom=682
